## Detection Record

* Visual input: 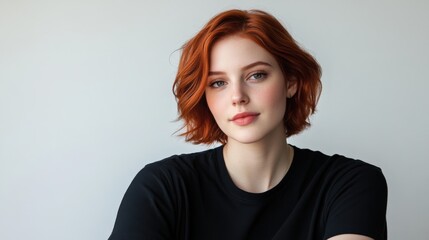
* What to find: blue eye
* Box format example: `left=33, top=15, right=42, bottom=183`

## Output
left=210, top=81, right=226, bottom=88
left=249, top=72, right=267, bottom=80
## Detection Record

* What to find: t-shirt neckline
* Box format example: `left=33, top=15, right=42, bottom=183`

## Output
left=214, top=145, right=299, bottom=204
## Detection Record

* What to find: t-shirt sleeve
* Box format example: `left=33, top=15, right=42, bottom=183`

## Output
left=323, top=163, right=388, bottom=240
left=108, top=164, right=176, bottom=240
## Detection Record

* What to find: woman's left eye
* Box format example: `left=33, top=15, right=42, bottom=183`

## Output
left=248, top=72, right=267, bottom=80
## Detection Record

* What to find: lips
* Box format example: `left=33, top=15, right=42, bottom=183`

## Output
left=230, top=112, right=260, bottom=126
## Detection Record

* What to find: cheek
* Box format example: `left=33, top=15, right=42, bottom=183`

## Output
left=260, top=84, right=287, bottom=108
left=205, top=93, right=221, bottom=118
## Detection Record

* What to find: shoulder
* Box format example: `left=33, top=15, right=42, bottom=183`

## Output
left=119, top=147, right=221, bottom=213
left=134, top=147, right=220, bottom=186
left=109, top=149, right=220, bottom=239
left=293, top=146, right=386, bottom=184
left=328, top=153, right=387, bottom=193
left=323, top=153, right=388, bottom=206
left=293, top=147, right=387, bottom=239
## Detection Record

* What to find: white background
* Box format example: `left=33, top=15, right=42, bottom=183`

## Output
left=1, top=0, right=428, bottom=239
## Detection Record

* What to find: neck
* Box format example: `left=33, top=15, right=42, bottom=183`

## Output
left=223, top=132, right=294, bottom=193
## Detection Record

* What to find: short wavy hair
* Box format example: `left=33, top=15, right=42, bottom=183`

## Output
left=173, top=9, right=322, bottom=144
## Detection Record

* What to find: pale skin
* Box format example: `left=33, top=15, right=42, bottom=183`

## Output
left=205, top=35, right=373, bottom=240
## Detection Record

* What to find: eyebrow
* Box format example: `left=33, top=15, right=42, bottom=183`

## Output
left=208, top=61, right=273, bottom=76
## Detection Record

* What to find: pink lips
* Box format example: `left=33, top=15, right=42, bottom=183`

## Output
left=230, top=112, right=260, bottom=126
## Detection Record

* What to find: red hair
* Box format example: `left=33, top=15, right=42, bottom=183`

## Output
left=173, top=9, right=322, bottom=144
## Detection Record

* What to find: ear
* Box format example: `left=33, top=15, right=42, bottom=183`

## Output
left=286, top=78, right=298, bottom=98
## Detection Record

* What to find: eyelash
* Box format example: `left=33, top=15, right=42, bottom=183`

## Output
left=208, top=71, right=268, bottom=88
left=248, top=71, right=267, bottom=80
left=209, top=80, right=226, bottom=88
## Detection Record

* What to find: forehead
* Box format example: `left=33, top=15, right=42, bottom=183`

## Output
left=209, top=35, right=278, bottom=70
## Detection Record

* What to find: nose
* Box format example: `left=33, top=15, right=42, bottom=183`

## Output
left=231, top=83, right=249, bottom=105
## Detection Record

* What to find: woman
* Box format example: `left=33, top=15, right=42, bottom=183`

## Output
left=109, top=9, right=387, bottom=240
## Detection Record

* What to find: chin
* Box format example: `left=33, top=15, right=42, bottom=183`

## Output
left=227, top=133, right=266, bottom=145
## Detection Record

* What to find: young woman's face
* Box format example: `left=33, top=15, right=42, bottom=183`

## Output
left=205, top=35, right=296, bottom=144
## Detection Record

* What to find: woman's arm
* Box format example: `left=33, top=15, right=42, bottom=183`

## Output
left=329, top=234, right=373, bottom=240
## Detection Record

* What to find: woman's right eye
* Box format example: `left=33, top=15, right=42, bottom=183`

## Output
left=209, top=81, right=226, bottom=88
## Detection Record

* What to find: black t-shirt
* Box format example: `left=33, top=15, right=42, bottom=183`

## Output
left=109, top=145, right=387, bottom=240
